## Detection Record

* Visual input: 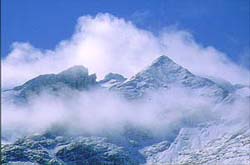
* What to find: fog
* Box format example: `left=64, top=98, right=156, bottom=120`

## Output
left=2, top=86, right=249, bottom=142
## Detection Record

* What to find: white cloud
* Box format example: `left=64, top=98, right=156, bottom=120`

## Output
left=2, top=86, right=248, bottom=141
left=159, top=30, right=250, bottom=85
left=2, top=13, right=249, bottom=88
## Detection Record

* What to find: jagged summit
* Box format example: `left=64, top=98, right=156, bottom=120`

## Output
left=12, top=65, right=97, bottom=100
left=151, top=55, right=177, bottom=66
left=59, top=65, right=88, bottom=77
left=114, top=55, right=192, bottom=88
left=112, top=55, right=229, bottom=100
left=140, top=55, right=191, bottom=82
left=149, top=55, right=185, bottom=73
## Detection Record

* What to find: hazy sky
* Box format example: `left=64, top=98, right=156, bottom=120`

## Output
left=2, top=0, right=250, bottom=66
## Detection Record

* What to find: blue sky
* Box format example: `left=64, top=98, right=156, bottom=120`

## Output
left=2, top=0, right=249, bottom=66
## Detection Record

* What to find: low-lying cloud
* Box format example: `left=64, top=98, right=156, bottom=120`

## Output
left=2, top=13, right=249, bottom=89
left=2, top=86, right=249, bottom=142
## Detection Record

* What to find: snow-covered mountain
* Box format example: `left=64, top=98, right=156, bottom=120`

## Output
left=140, top=120, right=250, bottom=164
left=112, top=55, right=230, bottom=101
left=15, top=65, right=96, bottom=92
left=2, top=55, right=249, bottom=165
left=4, top=56, right=233, bottom=102
left=3, top=66, right=97, bottom=103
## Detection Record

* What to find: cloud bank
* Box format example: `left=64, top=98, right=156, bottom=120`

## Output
left=2, top=13, right=249, bottom=89
left=2, top=86, right=249, bottom=142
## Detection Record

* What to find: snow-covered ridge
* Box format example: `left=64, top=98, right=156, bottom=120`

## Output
left=8, top=66, right=97, bottom=101
left=2, top=55, right=250, bottom=164
left=112, top=55, right=230, bottom=100
left=6, top=55, right=244, bottom=102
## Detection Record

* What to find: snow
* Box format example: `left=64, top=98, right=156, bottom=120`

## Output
left=143, top=122, right=250, bottom=164
left=2, top=55, right=250, bottom=164
left=113, top=55, right=229, bottom=101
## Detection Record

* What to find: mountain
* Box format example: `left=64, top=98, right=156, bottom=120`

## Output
left=6, top=66, right=97, bottom=102
left=141, top=122, right=250, bottom=164
left=112, top=55, right=230, bottom=101
left=2, top=133, right=136, bottom=165
left=5, top=56, right=231, bottom=102
left=2, top=55, right=249, bottom=165
left=15, top=65, right=97, bottom=92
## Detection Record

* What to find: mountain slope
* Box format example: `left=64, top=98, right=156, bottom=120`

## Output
left=112, top=55, right=230, bottom=101
left=2, top=55, right=249, bottom=165
left=6, top=66, right=97, bottom=102
left=2, top=134, right=137, bottom=165
left=142, top=122, right=250, bottom=164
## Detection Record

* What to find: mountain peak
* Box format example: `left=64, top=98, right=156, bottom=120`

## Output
left=152, top=55, right=174, bottom=65
left=149, top=55, right=182, bottom=71
left=12, top=65, right=97, bottom=101
left=113, top=55, right=228, bottom=100
left=59, top=65, right=88, bottom=77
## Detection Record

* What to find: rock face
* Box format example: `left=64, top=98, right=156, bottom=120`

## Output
left=112, top=56, right=229, bottom=100
left=10, top=66, right=97, bottom=102
left=2, top=134, right=136, bottom=165
left=143, top=122, right=250, bottom=165
left=99, top=73, right=126, bottom=88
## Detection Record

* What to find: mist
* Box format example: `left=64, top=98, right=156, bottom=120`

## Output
left=2, top=85, right=249, bottom=143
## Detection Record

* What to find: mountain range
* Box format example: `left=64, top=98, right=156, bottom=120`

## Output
left=2, top=55, right=250, bottom=165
